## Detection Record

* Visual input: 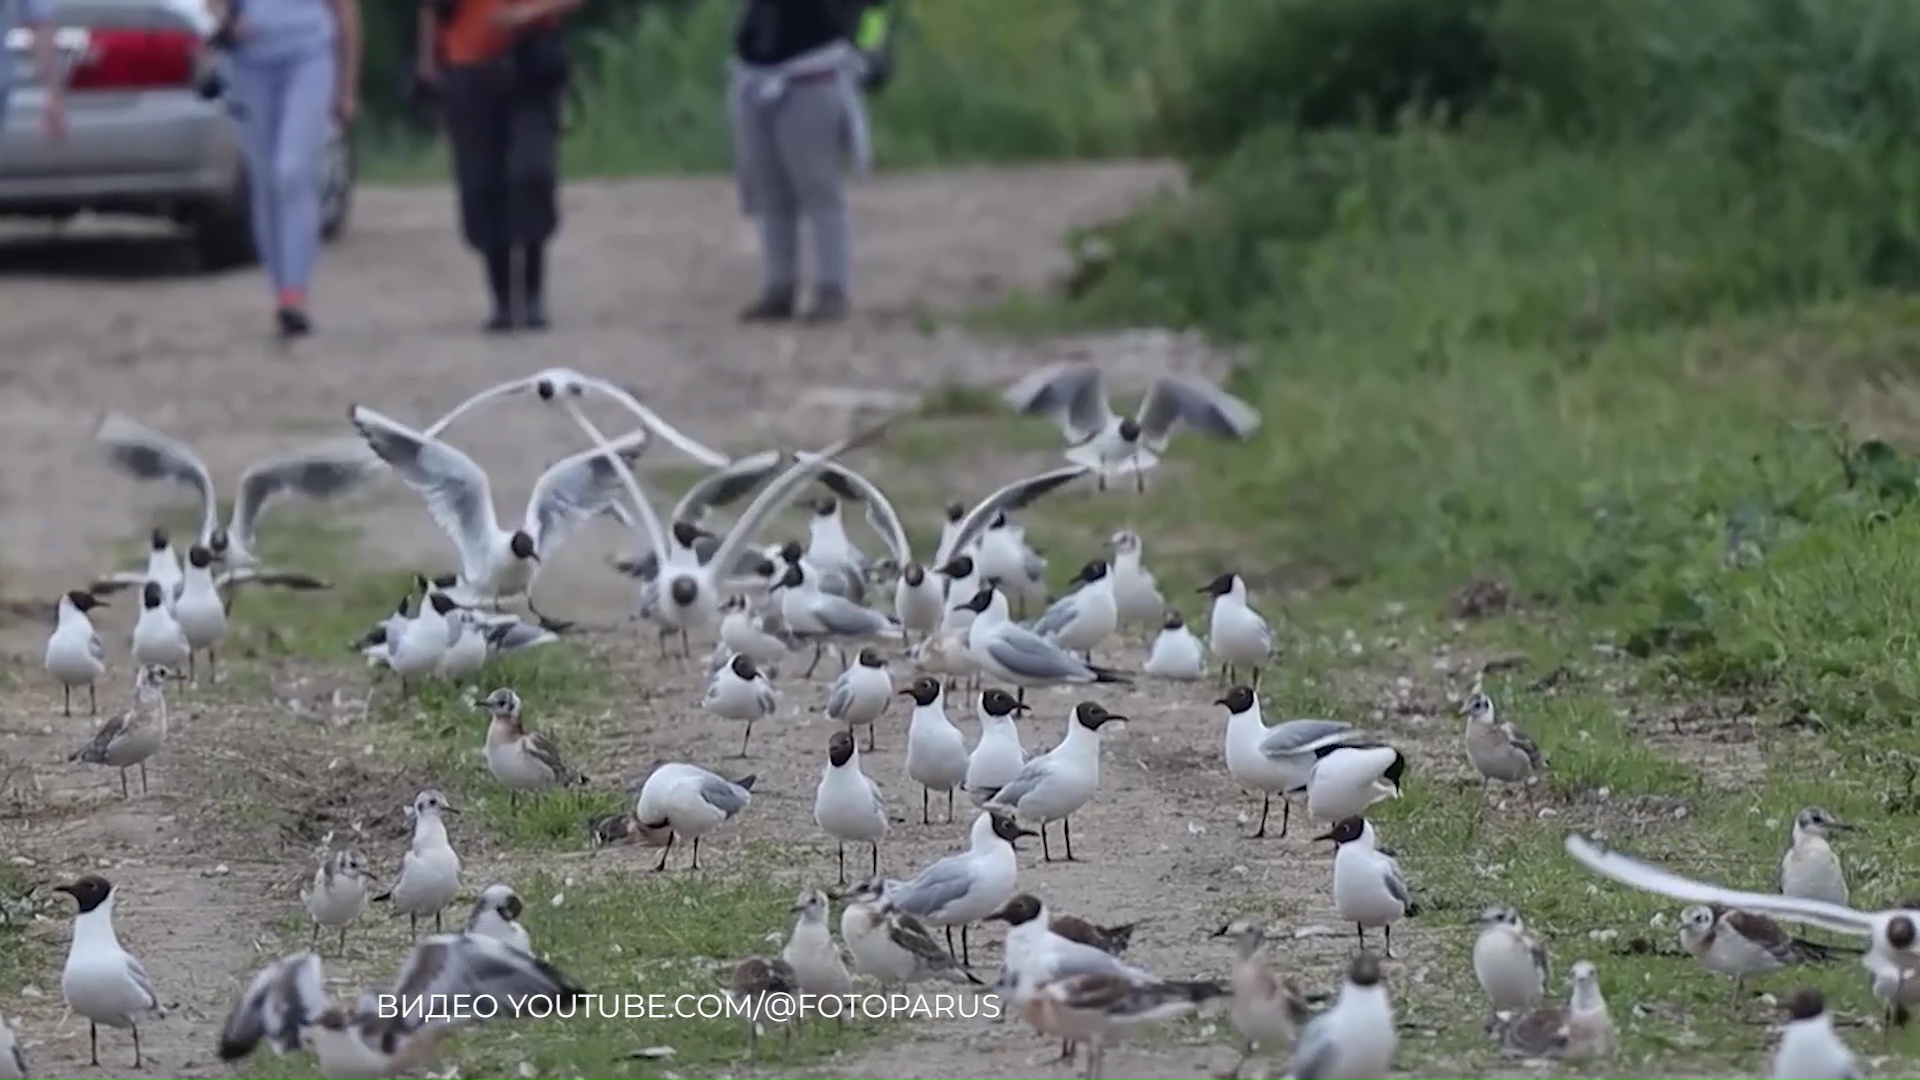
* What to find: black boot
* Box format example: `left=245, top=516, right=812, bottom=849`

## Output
left=521, top=244, right=548, bottom=330
left=738, top=283, right=796, bottom=322
left=483, top=246, right=513, bottom=333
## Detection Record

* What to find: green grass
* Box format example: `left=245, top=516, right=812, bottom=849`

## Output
left=251, top=870, right=877, bottom=1079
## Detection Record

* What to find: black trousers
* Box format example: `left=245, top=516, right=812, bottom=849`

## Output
left=440, top=59, right=562, bottom=254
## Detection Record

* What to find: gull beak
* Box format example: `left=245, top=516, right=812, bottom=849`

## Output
left=790, top=902, right=807, bottom=913
left=50, top=881, right=77, bottom=898
left=472, top=699, right=491, bottom=709
left=1209, top=924, right=1230, bottom=938
left=1311, top=828, right=1338, bottom=843
left=442, top=803, right=462, bottom=815
left=1193, top=585, right=1211, bottom=594
left=896, top=687, right=916, bottom=698
left=1830, top=820, right=1856, bottom=831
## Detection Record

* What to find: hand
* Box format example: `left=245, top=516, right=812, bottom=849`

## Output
left=40, top=94, right=66, bottom=143
left=333, top=89, right=356, bottom=124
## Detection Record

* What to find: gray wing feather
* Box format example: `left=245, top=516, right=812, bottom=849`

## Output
left=94, top=411, right=216, bottom=529
left=1136, top=374, right=1262, bottom=444
left=1260, top=719, right=1353, bottom=759
left=1004, top=364, right=1111, bottom=443
left=699, top=775, right=751, bottom=817
left=1027, top=593, right=1080, bottom=637
left=670, top=450, right=785, bottom=524
left=984, top=757, right=1052, bottom=811
left=825, top=676, right=854, bottom=720
left=1286, top=1016, right=1339, bottom=1080
left=230, top=445, right=383, bottom=554
left=813, top=595, right=892, bottom=636
left=349, top=406, right=497, bottom=583
left=126, top=952, right=158, bottom=1010
left=987, top=629, right=1094, bottom=681
left=1383, top=863, right=1411, bottom=909
left=888, top=856, right=976, bottom=919
left=525, top=432, right=649, bottom=554
left=89, top=633, right=105, bottom=661
left=934, top=465, right=1093, bottom=566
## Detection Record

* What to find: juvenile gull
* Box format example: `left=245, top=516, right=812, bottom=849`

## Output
left=814, top=730, right=888, bottom=884
left=839, top=879, right=983, bottom=987
left=45, top=588, right=108, bottom=716
left=1316, top=816, right=1417, bottom=958
left=1143, top=610, right=1205, bottom=681
left=1002, top=363, right=1261, bottom=491
left=902, top=675, right=970, bottom=824
left=1780, top=806, right=1852, bottom=908
left=1472, top=904, right=1548, bottom=1014
left=965, top=688, right=1030, bottom=807
left=217, top=932, right=587, bottom=1077
left=1463, top=691, right=1547, bottom=797
left=1677, top=903, right=1846, bottom=1002
left=55, top=875, right=160, bottom=1069
left=782, top=888, right=855, bottom=1021
left=882, top=810, right=1033, bottom=967
left=981, top=701, right=1125, bottom=862
left=824, top=648, right=894, bottom=752
left=303, top=842, right=374, bottom=954
left=1217, top=685, right=1356, bottom=838
left=372, top=789, right=463, bottom=939
left=465, top=883, right=532, bottom=955
left=728, top=957, right=798, bottom=1058
left=1212, top=918, right=1310, bottom=1079
left=69, top=663, right=180, bottom=797
left=632, top=762, right=756, bottom=871
left=1492, top=959, right=1616, bottom=1061
left=477, top=687, right=587, bottom=806
left=963, top=586, right=1130, bottom=703
left=1104, top=530, right=1164, bottom=635
left=1199, top=572, right=1274, bottom=688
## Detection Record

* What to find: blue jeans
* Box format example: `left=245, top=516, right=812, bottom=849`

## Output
left=225, top=44, right=335, bottom=296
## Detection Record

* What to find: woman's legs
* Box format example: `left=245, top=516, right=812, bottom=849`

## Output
left=266, top=48, right=337, bottom=314
left=227, top=58, right=290, bottom=292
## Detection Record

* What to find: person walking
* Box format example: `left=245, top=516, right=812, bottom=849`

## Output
left=212, top=0, right=359, bottom=339
left=420, top=0, right=581, bottom=333
left=1, top=0, right=68, bottom=143
left=729, top=0, right=893, bottom=325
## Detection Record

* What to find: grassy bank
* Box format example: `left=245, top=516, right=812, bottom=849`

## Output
left=971, top=0, right=1920, bottom=1071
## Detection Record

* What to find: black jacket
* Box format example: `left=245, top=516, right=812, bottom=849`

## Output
left=733, top=0, right=876, bottom=66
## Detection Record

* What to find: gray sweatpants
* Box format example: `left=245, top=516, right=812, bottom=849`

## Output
left=729, top=73, right=851, bottom=295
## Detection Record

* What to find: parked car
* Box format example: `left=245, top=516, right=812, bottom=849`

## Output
left=0, top=0, right=353, bottom=269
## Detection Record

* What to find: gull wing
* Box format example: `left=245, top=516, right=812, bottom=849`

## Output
left=349, top=405, right=501, bottom=584
left=576, top=373, right=730, bottom=467
left=229, top=442, right=384, bottom=559
left=1003, top=363, right=1111, bottom=444
left=795, top=453, right=912, bottom=566
left=217, top=952, right=327, bottom=1059
left=523, top=430, right=650, bottom=556
left=934, top=465, right=1092, bottom=566
left=94, top=411, right=218, bottom=544
left=1135, top=373, right=1261, bottom=446
left=671, top=450, right=786, bottom=525
left=421, top=374, right=544, bottom=439
left=388, top=933, right=588, bottom=1029
left=1562, top=834, right=1873, bottom=936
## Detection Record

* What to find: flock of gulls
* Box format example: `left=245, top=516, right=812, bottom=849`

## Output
left=0, top=360, right=1891, bottom=1080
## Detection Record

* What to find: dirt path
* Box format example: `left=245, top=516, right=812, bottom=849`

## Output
left=0, top=161, right=1335, bottom=1080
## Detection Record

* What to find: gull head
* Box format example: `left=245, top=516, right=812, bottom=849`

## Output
left=729, top=653, right=759, bottom=682
left=1569, top=960, right=1602, bottom=1005
left=1107, top=529, right=1143, bottom=554
left=1211, top=917, right=1268, bottom=952
left=778, top=539, right=805, bottom=564
left=332, top=849, right=374, bottom=882
left=1214, top=685, right=1257, bottom=715
left=53, top=874, right=114, bottom=915
left=1312, top=816, right=1368, bottom=847
left=988, top=811, right=1037, bottom=847
left=1474, top=903, right=1523, bottom=930
left=149, top=526, right=170, bottom=552
left=1198, top=571, right=1241, bottom=598
left=1784, top=986, right=1827, bottom=1023
left=1072, top=560, right=1110, bottom=586
left=1891, top=916, right=1918, bottom=950
left=980, top=688, right=1030, bottom=718
left=855, top=647, right=886, bottom=670
left=812, top=495, right=839, bottom=518
left=64, top=589, right=105, bottom=613
left=1463, top=691, right=1495, bottom=724
left=792, top=887, right=830, bottom=921
left=409, top=788, right=458, bottom=819
left=670, top=519, right=708, bottom=551
left=1160, top=609, right=1184, bottom=631
left=669, top=576, right=699, bottom=607
left=427, top=592, right=460, bottom=617
left=533, top=370, right=586, bottom=401
left=481, top=882, right=524, bottom=922
left=900, top=675, right=941, bottom=708
left=1072, top=700, right=1125, bottom=732
left=986, top=893, right=1044, bottom=927
left=141, top=580, right=164, bottom=610
left=827, top=729, right=857, bottom=767
left=1117, top=416, right=1142, bottom=442
left=902, top=562, right=925, bottom=587
left=1347, top=951, right=1385, bottom=988
left=509, top=530, right=540, bottom=563
left=778, top=563, right=805, bottom=591
left=936, top=555, right=973, bottom=580
left=207, top=526, right=231, bottom=558
left=187, top=544, right=215, bottom=570
left=943, top=501, right=965, bottom=523
left=1677, top=904, right=1715, bottom=938
left=838, top=877, right=887, bottom=905
left=136, top=663, right=184, bottom=688
left=961, top=586, right=996, bottom=614
left=474, top=687, right=521, bottom=720
left=1793, top=805, right=1851, bottom=839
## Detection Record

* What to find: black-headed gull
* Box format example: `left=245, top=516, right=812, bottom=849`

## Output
left=1002, top=363, right=1260, bottom=492
left=45, top=588, right=108, bottom=716
left=55, top=875, right=160, bottom=1069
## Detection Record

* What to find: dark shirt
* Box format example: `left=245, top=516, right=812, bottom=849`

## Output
left=734, top=0, right=859, bottom=66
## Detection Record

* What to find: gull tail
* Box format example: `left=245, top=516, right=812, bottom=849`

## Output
left=733, top=774, right=758, bottom=792
left=370, top=888, right=393, bottom=904
left=1162, top=978, right=1229, bottom=1004
left=1790, top=936, right=1862, bottom=962
left=1094, top=920, right=1140, bottom=955
left=1087, top=664, right=1132, bottom=685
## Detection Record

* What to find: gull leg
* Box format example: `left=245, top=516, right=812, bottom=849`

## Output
left=139, top=761, right=148, bottom=794
left=1252, top=665, right=1262, bottom=690
left=1059, top=1039, right=1076, bottom=1061
left=408, top=912, right=418, bottom=940
left=510, top=790, right=520, bottom=811
left=1355, top=923, right=1366, bottom=952
left=690, top=836, right=702, bottom=871
left=922, top=786, right=930, bottom=825
left=210, top=645, right=219, bottom=684
left=739, top=723, right=754, bottom=757
left=1252, top=794, right=1271, bottom=838
left=946, top=787, right=955, bottom=823
left=945, top=925, right=958, bottom=961
left=338, top=925, right=347, bottom=953
left=961, top=924, right=971, bottom=968
left=63, top=684, right=71, bottom=717
left=805, top=643, right=824, bottom=678
left=1040, top=823, right=1053, bottom=862
left=88, top=683, right=96, bottom=715
left=1384, top=923, right=1394, bottom=960
left=310, top=922, right=320, bottom=948
left=131, top=1022, right=142, bottom=1069
left=680, top=629, right=691, bottom=658
left=657, top=630, right=670, bottom=659
left=870, top=841, right=880, bottom=878
left=119, top=768, right=129, bottom=798
left=188, top=649, right=196, bottom=684
left=865, top=723, right=876, bottom=752
left=654, top=833, right=675, bottom=872
left=1015, top=686, right=1026, bottom=707
left=434, top=909, right=443, bottom=933
left=837, top=843, right=847, bottom=886
left=88, top=1021, right=98, bottom=1066
left=1063, top=817, right=1077, bottom=861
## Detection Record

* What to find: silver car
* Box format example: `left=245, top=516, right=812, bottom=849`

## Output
left=0, top=0, right=353, bottom=268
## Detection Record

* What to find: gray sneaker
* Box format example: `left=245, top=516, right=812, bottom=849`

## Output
left=739, top=285, right=796, bottom=323
left=803, top=286, right=850, bottom=324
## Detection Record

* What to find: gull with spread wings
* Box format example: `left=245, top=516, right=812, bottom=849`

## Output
left=1004, top=364, right=1260, bottom=492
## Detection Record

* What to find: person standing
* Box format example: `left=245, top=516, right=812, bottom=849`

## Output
left=729, top=0, right=892, bottom=325
left=420, top=0, right=582, bottom=333
left=212, top=0, right=359, bottom=339
left=1, top=0, right=68, bottom=144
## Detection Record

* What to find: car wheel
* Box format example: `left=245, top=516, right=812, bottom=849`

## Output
left=319, top=121, right=355, bottom=241
left=190, top=175, right=258, bottom=272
